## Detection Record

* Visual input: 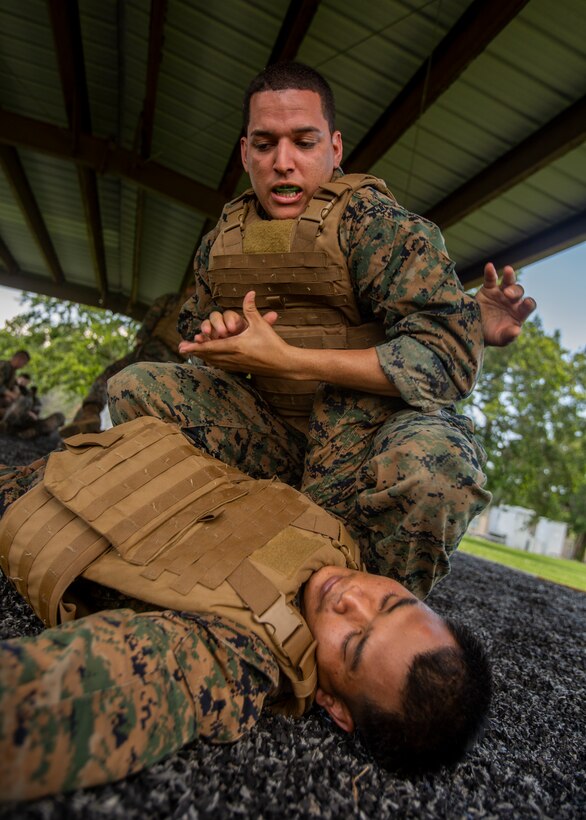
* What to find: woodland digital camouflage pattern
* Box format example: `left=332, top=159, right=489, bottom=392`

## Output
left=0, top=460, right=47, bottom=516
left=109, top=182, right=490, bottom=600
left=0, top=606, right=278, bottom=801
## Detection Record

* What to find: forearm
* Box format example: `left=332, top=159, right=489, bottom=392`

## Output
left=285, top=345, right=401, bottom=396
left=0, top=609, right=277, bottom=802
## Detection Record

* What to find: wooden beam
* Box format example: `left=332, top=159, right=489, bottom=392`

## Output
left=268, top=0, right=321, bottom=64
left=0, top=108, right=227, bottom=218
left=0, top=268, right=150, bottom=320
left=344, top=0, right=530, bottom=172
left=139, top=0, right=168, bottom=159
left=426, top=95, right=586, bottom=230
left=0, top=233, right=19, bottom=275
left=47, top=0, right=91, bottom=132
left=48, top=0, right=109, bottom=299
left=0, top=145, right=65, bottom=285
left=181, top=0, right=321, bottom=290
left=76, top=164, right=109, bottom=298
left=457, top=210, right=586, bottom=287
left=130, top=0, right=168, bottom=309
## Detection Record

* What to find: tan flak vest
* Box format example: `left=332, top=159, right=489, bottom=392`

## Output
left=207, top=173, right=393, bottom=428
left=0, top=417, right=361, bottom=716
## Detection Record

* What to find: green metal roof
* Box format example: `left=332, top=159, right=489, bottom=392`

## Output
left=0, top=0, right=584, bottom=317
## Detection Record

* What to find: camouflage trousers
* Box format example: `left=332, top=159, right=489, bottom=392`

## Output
left=109, top=362, right=491, bottom=599
left=0, top=608, right=277, bottom=802
left=83, top=338, right=184, bottom=410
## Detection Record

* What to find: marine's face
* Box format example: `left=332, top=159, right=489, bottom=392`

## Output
left=302, top=567, right=456, bottom=731
left=240, top=89, right=343, bottom=220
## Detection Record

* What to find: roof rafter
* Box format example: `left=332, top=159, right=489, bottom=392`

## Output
left=48, top=0, right=109, bottom=300
left=131, top=0, right=169, bottom=308
left=426, top=95, right=586, bottom=229
left=345, top=0, right=530, bottom=172
left=457, top=209, right=586, bottom=287
left=181, top=0, right=321, bottom=289
left=0, top=233, right=19, bottom=275
left=0, top=267, right=149, bottom=320
left=0, top=108, right=227, bottom=218
left=0, top=145, right=65, bottom=285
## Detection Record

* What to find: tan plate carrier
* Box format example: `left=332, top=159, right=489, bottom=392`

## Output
left=0, top=416, right=361, bottom=716
left=207, top=173, right=392, bottom=423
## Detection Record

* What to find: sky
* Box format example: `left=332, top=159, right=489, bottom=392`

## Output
left=0, top=242, right=585, bottom=352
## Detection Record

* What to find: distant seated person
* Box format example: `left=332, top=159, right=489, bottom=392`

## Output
left=15, top=373, right=34, bottom=397
left=0, top=381, right=64, bottom=440
left=0, top=350, right=31, bottom=416
left=0, top=417, right=491, bottom=802
left=60, top=283, right=197, bottom=439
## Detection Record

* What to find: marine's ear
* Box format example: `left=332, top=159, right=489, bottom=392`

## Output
left=316, top=687, right=355, bottom=733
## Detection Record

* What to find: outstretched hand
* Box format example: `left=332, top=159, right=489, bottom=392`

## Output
left=476, top=263, right=537, bottom=347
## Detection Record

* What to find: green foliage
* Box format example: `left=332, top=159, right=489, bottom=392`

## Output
left=461, top=318, right=586, bottom=540
left=0, top=293, right=140, bottom=400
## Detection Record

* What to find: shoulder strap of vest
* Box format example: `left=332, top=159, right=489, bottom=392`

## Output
left=220, top=189, right=255, bottom=254
left=293, top=173, right=393, bottom=251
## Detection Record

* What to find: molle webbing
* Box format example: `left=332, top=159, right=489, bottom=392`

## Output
left=0, top=417, right=361, bottom=714
left=208, top=174, right=391, bottom=418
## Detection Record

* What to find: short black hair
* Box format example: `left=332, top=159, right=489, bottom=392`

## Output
left=13, top=349, right=30, bottom=362
left=349, top=619, right=492, bottom=773
left=242, top=62, right=336, bottom=133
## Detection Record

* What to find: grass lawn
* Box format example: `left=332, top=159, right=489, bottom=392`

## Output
left=460, top=535, right=586, bottom=592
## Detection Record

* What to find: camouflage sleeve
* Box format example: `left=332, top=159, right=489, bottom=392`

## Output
left=0, top=608, right=279, bottom=802
left=177, top=223, right=222, bottom=341
left=340, top=188, right=483, bottom=410
left=0, top=459, right=47, bottom=517
left=135, top=293, right=177, bottom=345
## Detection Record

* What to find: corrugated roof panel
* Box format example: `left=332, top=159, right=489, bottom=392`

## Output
left=444, top=157, right=586, bottom=272
left=17, top=151, right=96, bottom=287
left=96, top=175, right=122, bottom=294
left=532, top=146, right=586, bottom=207
left=118, top=182, right=139, bottom=298
left=137, top=196, right=204, bottom=304
left=369, top=0, right=586, bottom=223
left=1, top=0, right=584, bottom=308
left=79, top=0, right=121, bottom=139
left=300, top=0, right=471, bottom=155
left=150, top=0, right=290, bottom=187
left=0, top=171, right=47, bottom=276
left=118, top=0, right=151, bottom=149
left=0, top=1, right=65, bottom=126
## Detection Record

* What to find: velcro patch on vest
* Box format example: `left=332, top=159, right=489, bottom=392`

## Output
left=242, top=220, right=295, bottom=253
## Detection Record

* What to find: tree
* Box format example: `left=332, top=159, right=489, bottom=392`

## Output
left=0, top=293, right=140, bottom=401
left=461, top=318, right=586, bottom=558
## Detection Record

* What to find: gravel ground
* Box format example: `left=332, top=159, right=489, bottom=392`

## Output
left=0, top=433, right=584, bottom=819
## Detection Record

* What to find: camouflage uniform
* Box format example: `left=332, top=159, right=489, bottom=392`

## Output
left=109, top=181, right=490, bottom=599
left=81, top=292, right=186, bottom=411
left=0, top=359, right=18, bottom=412
left=0, top=387, right=64, bottom=440
left=0, top=463, right=279, bottom=802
